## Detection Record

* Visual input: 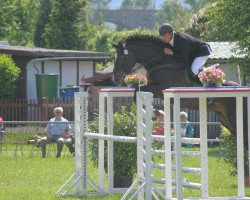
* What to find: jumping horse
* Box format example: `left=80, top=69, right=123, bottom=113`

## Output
left=112, top=34, right=248, bottom=147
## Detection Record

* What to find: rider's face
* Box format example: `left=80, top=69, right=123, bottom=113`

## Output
left=161, top=33, right=172, bottom=43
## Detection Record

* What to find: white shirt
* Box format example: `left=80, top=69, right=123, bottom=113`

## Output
left=180, top=127, right=186, bottom=137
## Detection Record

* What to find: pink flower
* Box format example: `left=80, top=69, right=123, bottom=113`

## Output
left=124, top=73, right=148, bottom=84
left=198, top=66, right=225, bottom=85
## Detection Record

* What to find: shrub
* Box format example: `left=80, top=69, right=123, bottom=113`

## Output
left=221, top=126, right=249, bottom=176
left=89, top=104, right=137, bottom=178
left=0, top=54, right=21, bottom=99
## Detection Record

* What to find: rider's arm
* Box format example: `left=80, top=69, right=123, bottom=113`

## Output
left=172, top=38, right=189, bottom=65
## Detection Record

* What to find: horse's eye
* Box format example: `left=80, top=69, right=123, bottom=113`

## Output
left=124, top=49, right=128, bottom=55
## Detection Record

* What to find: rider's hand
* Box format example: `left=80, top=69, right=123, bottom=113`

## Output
left=164, top=48, right=173, bottom=55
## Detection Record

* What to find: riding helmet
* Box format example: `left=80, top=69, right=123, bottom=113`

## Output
left=159, top=23, right=174, bottom=36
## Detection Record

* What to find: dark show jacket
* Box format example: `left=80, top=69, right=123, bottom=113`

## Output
left=165, top=32, right=211, bottom=66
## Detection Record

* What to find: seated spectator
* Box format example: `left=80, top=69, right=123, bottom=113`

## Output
left=180, top=111, right=194, bottom=147
left=152, top=109, right=164, bottom=136
left=152, top=109, right=165, bottom=149
left=40, top=107, right=74, bottom=158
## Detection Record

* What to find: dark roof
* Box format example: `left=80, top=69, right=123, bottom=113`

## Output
left=0, top=45, right=111, bottom=61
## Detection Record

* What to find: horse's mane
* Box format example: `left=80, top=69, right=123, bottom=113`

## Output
left=121, top=34, right=165, bottom=49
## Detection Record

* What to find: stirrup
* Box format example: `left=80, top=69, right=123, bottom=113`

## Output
left=209, top=63, right=220, bottom=69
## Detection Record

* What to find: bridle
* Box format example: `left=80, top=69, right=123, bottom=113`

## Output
left=119, top=44, right=165, bottom=74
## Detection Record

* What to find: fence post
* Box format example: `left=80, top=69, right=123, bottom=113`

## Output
left=41, top=97, right=48, bottom=121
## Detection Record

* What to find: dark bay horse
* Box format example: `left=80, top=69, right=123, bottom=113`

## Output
left=112, top=34, right=248, bottom=146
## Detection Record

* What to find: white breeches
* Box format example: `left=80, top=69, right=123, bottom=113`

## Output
left=191, top=55, right=209, bottom=75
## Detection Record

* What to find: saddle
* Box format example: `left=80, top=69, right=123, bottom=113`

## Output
left=185, top=66, right=202, bottom=86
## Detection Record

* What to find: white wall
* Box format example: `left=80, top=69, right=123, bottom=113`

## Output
left=219, top=63, right=241, bottom=85
left=78, top=61, right=93, bottom=85
left=26, top=60, right=94, bottom=100
left=26, top=61, right=42, bottom=100
left=61, top=61, right=77, bottom=87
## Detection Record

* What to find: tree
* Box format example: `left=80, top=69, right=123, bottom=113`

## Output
left=206, top=0, right=250, bottom=79
left=0, top=0, right=39, bottom=45
left=185, top=7, right=224, bottom=41
left=88, top=0, right=112, bottom=9
left=0, top=54, right=21, bottom=99
left=0, top=0, right=15, bottom=40
left=34, top=0, right=53, bottom=47
left=156, top=0, right=191, bottom=31
left=206, top=0, right=249, bottom=50
left=184, top=0, right=208, bottom=12
left=44, top=0, right=87, bottom=50
left=121, top=0, right=134, bottom=9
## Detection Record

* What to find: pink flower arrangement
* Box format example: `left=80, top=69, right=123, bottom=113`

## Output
left=198, top=67, right=225, bottom=86
left=124, top=74, right=147, bottom=85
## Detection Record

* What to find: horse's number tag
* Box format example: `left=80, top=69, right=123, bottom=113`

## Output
left=124, top=49, right=128, bottom=55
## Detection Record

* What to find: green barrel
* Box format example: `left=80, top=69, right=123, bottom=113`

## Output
left=36, top=74, right=58, bottom=103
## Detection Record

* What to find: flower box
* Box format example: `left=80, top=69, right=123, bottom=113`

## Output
left=198, top=66, right=225, bottom=87
left=124, top=74, right=147, bottom=86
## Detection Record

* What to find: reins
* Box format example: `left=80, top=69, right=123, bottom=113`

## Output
left=129, top=52, right=165, bottom=73
left=147, top=63, right=183, bottom=73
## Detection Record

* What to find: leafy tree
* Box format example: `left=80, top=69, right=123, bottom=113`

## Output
left=184, top=0, right=208, bottom=12
left=156, top=0, right=191, bottom=31
left=34, top=0, right=53, bottom=47
left=88, top=0, right=112, bottom=9
left=10, top=0, right=39, bottom=45
left=185, top=7, right=223, bottom=41
left=85, top=26, right=157, bottom=70
left=44, top=0, right=87, bottom=50
left=205, top=0, right=250, bottom=79
left=0, top=0, right=39, bottom=45
left=121, top=0, right=134, bottom=9
left=0, top=0, right=15, bottom=40
left=206, top=0, right=249, bottom=51
left=0, top=54, right=21, bottom=99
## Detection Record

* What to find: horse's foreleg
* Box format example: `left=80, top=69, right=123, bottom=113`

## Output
left=207, top=98, right=236, bottom=134
left=134, top=84, right=164, bottom=99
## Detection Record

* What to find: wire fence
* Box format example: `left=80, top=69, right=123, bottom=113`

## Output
left=0, top=121, right=74, bottom=158
left=0, top=119, right=222, bottom=158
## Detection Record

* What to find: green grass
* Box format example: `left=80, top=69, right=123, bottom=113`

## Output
left=0, top=146, right=250, bottom=199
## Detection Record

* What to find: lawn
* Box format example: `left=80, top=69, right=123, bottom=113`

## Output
left=0, top=146, right=250, bottom=200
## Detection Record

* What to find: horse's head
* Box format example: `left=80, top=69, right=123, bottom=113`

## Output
left=112, top=34, right=183, bottom=86
left=112, top=41, right=137, bottom=85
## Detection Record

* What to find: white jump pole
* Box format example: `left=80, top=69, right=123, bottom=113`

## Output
left=138, top=92, right=154, bottom=200
left=98, top=92, right=105, bottom=191
left=164, top=92, right=172, bottom=198
left=236, top=96, right=244, bottom=196
left=74, top=92, right=88, bottom=194
left=199, top=97, right=208, bottom=197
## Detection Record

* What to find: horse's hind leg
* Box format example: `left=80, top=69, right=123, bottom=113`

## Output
left=223, top=80, right=240, bottom=86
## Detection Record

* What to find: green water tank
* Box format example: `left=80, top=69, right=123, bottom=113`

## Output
left=36, top=74, right=58, bottom=103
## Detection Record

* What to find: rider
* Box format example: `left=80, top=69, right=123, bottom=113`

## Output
left=159, top=23, right=213, bottom=82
